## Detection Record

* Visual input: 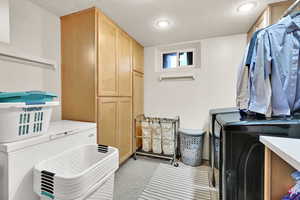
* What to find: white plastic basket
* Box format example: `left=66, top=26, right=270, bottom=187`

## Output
left=33, top=144, right=119, bottom=200
left=0, top=101, right=59, bottom=143
left=85, top=173, right=115, bottom=200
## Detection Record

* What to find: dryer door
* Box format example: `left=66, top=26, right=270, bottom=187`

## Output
left=224, top=132, right=264, bottom=200
left=237, top=141, right=264, bottom=200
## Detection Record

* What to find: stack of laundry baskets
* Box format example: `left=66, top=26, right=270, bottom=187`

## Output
left=33, top=144, right=119, bottom=200
left=0, top=91, right=59, bottom=143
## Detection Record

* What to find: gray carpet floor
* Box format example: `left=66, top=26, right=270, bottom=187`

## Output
left=113, top=156, right=169, bottom=200
left=113, top=157, right=218, bottom=200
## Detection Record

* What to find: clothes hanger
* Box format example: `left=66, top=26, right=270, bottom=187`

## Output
left=290, top=10, right=300, bottom=18
left=286, top=1, right=300, bottom=19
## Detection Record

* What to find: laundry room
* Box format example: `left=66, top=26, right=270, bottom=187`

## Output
left=1, top=0, right=300, bottom=200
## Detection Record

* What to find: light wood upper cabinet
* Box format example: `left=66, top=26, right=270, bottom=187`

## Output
left=61, top=8, right=97, bottom=122
left=98, top=97, right=118, bottom=147
left=133, top=72, right=144, bottom=150
left=98, top=14, right=118, bottom=96
left=132, top=41, right=144, bottom=73
left=118, top=31, right=132, bottom=97
left=118, top=97, right=132, bottom=163
left=269, top=1, right=297, bottom=24
left=247, top=0, right=294, bottom=41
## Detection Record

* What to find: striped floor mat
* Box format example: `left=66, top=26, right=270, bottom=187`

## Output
left=138, top=164, right=214, bottom=200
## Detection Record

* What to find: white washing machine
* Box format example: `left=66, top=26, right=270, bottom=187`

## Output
left=0, top=120, right=97, bottom=200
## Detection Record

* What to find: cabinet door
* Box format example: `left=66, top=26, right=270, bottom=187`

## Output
left=61, top=8, right=97, bottom=122
left=118, top=31, right=132, bottom=97
left=117, top=97, right=133, bottom=163
left=132, top=41, right=144, bottom=73
left=97, top=97, right=118, bottom=147
left=133, top=72, right=144, bottom=150
left=98, top=14, right=118, bottom=96
left=270, top=1, right=294, bottom=24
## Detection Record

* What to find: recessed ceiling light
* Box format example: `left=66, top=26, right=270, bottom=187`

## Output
left=155, top=19, right=171, bottom=29
left=237, top=2, right=257, bottom=13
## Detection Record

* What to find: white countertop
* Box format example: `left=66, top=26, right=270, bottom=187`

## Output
left=260, top=136, right=300, bottom=171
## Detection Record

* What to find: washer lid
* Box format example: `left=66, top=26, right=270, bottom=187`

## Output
left=48, top=120, right=96, bottom=140
left=0, top=120, right=96, bottom=153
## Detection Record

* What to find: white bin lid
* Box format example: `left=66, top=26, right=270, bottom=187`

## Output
left=0, top=120, right=96, bottom=153
left=179, top=128, right=205, bottom=136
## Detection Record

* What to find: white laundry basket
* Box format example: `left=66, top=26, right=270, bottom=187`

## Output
left=33, top=144, right=119, bottom=200
left=85, top=172, right=115, bottom=200
left=0, top=101, right=59, bottom=143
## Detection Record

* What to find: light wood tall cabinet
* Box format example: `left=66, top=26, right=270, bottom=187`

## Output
left=61, top=7, right=143, bottom=164
left=133, top=72, right=144, bottom=150
left=132, top=38, right=144, bottom=151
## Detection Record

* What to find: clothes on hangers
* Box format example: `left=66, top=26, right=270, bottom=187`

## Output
left=236, top=44, right=250, bottom=110
left=282, top=171, right=300, bottom=200
left=237, top=14, right=300, bottom=117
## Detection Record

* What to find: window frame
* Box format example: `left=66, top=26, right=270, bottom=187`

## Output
left=161, top=48, right=196, bottom=71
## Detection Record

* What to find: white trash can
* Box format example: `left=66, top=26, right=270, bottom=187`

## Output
left=179, top=129, right=205, bottom=167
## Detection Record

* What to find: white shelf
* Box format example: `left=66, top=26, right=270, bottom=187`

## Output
left=0, top=51, right=57, bottom=70
left=260, top=136, right=300, bottom=171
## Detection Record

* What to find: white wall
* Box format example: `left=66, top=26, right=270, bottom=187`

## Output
left=0, top=0, right=10, bottom=43
left=0, top=0, right=61, bottom=120
left=144, top=34, right=247, bottom=159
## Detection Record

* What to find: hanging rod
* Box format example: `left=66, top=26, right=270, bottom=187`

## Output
left=282, top=0, right=300, bottom=18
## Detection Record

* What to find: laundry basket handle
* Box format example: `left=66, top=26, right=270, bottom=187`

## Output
left=98, top=144, right=108, bottom=153
left=41, top=170, right=55, bottom=199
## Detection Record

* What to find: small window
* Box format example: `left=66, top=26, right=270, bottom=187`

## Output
left=162, top=49, right=195, bottom=70
left=162, top=52, right=177, bottom=69
left=179, top=51, right=193, bottom=66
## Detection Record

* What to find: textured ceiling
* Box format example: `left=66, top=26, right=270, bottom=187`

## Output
left=29, top=0, right=286, bottom=46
